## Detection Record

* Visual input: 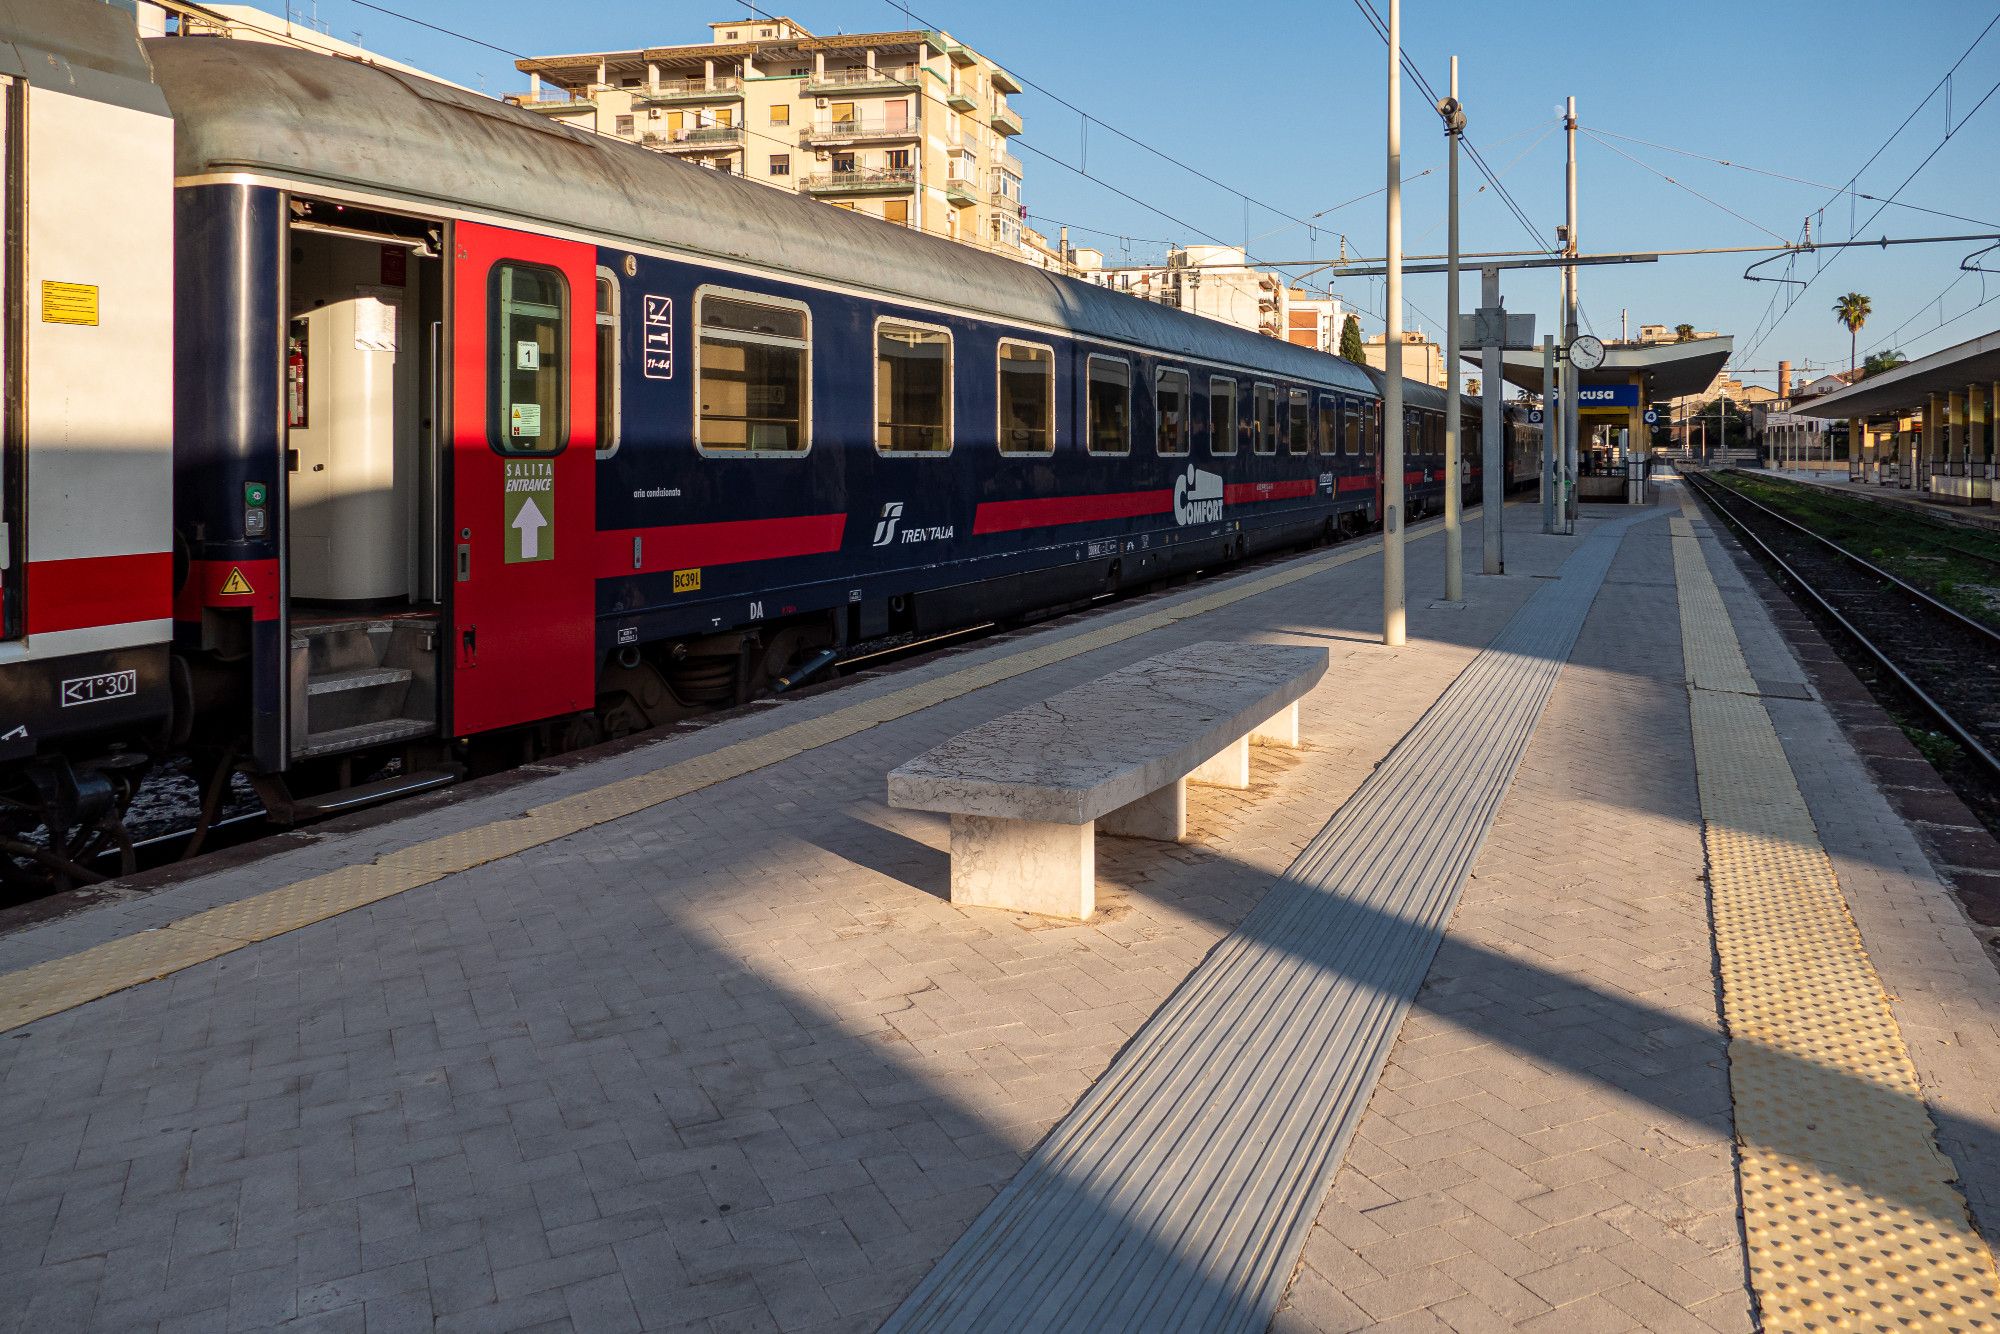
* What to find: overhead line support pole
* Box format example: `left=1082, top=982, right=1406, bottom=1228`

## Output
left=1381, top=0, right=1405, bottom=646
left=1563, top=94, right=1580, bottom=527
left=1440, top=57, right=1464, bottom=603
left=1480, top=265, right=1503, bottom=574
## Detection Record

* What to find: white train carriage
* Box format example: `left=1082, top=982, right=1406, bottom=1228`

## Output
left=0, top=0, right=175, bottom=872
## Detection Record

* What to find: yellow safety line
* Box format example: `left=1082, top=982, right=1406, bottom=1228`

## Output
left=1672, top=511, right=2000, bottom=1330
left=0, top=524, right=1436, bottom=1033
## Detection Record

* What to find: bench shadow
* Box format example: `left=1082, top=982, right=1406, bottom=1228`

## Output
left=808, top=808, right=953, bottom=902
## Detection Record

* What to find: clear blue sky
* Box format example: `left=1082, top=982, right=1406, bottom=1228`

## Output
left=242, top=0, right=2000, bottom=389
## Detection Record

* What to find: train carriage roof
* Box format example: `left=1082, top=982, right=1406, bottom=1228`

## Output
left=144, top=36, right=1387, bottom=396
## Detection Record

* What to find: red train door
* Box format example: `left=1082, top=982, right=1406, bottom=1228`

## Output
left=449, top=222, right=596, bottom=736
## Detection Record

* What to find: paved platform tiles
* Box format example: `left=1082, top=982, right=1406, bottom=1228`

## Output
left=5, top=495, right=2000, bottom=1332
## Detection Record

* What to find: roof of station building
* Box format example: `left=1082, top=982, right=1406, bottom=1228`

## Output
left=1466, top=335, right=1734, bottom=403
left=1793, top=327, right=2000, bottom=419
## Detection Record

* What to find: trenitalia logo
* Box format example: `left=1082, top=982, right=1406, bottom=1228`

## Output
left=872, top=502, right=904, bottom=547
left=1173, top=465, right=1224, bottom=525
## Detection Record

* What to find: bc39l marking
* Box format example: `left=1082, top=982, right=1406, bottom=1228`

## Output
left=60, top=671, right=138, bottom=708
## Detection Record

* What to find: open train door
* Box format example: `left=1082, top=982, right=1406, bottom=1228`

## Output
left=448, top=222, right=596, bottom=737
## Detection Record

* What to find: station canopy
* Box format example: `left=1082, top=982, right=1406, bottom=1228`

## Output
left=1793, top=327, right=2000, bottom=420
left=1466, top=335, right=1733, bottom=402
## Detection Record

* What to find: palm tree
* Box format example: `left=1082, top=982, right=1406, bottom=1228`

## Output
left=1833, top=292, right=1872, bottom=375
left=1674, top=322, right=1695, bottom=342
left=1862, top=349, right=1907, bottom=379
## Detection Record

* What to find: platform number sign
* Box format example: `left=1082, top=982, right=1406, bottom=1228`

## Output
left=503, top=459, right=554, bottom=563
left=643, top=295, right=672, bottom=380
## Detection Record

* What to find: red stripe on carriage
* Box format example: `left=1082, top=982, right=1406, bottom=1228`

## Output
left=971, top=489, right=1171, bottom=535
left=1336, top=476, right=1374, bottom=493
left=597, top=513, right=848, bottom=578
left=1222, top=479, right=1317, bottom=504
left=28, top=552, right=174, bottom=634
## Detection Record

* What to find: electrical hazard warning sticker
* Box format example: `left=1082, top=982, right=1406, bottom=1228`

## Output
left=218, top=566, right=255, bottom=596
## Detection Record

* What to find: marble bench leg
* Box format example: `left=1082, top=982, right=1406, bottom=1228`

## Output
left=948, top=814, right=1094, bottom=919
left=1099, top=778, right=1187, bottom=842
left=1250, top=701, right=1301, bottom=748
left=1189, top=734, right=1250, bottom=789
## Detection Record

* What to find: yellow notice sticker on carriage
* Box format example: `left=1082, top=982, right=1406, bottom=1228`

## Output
left=40, top=281, right=99, bottom=326
left=672, top=568, right=701, bottom=594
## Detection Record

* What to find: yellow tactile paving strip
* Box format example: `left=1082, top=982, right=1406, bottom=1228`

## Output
left=1672, top=510, right=2000, bottom=1330
left=0, top=526, right=1429, bottom=1034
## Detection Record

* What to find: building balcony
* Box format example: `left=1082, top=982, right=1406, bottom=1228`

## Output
left=989, top=104, right=1022, bottom=136
left=990, top=187, right=1021, bottom=212
left=995, top=149, right=1023, bottom=177
left=944, top=176, right=979, bottom=207
left=634, top=76, right=742, bottom=107
left=937, top=36, right=977, bottom=67
left=516, top=93, right=595, bottom=116
left=798, top=120, right=919, bottom=147
left=802, top=66, right=920, bottom=96
left=945, top=89, right=976, bottom=112
left=991, top=67, right=1022, bottom=94
left=802, top=167, right=918, bottom=196
left=649, top=125, right=744, bottom=153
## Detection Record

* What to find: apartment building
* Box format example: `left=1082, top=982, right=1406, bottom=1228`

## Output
left=1363, top=330, right=1449, bottom=389
left=1077, top=246, right=1334, bottom=343
left=512, top=17, right=1027, bottom=258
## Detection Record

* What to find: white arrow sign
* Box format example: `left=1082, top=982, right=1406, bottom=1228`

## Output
left=513, top=496, right=547, bottom=560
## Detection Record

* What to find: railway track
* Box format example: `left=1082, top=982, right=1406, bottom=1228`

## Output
left=1687, top=470, right=2000, bottom=779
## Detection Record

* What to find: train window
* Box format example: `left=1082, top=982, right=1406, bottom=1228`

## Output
left=875, top=319, right=953, bottom=455
left=489, top=262, right=569, bottom=456
left=1209, top=377, right=1238, bottom=457
left=1252, top=383, right=1278, bottom=455
left=594, top=269, right=621, bottom=459
left=1318, top=395, right=1337, bottom=456
left=997, top=340, right=1054, bottom=455
left=1404, top=412, right=1422, bottom=458
left=1287, top=388, right=1310, bottom=455
left=1156, top=368, right=1190, bottom=456
left=1087, top=354, right=1131, bottom=455
left=1342, top=398, right=1362, bottom=457
left=694, top=287, right=810, bottom=454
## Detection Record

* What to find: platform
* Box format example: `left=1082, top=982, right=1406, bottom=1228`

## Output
left=1748, top=464, right=2000, bottom=532
left=4, top=491, right=2000, bottom=1332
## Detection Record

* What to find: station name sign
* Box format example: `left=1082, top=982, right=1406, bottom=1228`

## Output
left=1576, top=384, right=1639, bottom=407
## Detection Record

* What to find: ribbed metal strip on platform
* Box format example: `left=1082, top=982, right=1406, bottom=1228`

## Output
left=1672, top=512, right=2000, bottom=1329
left=0, top=528, right=1437, bottom=1035
left=882, top=510, right=1661, bottom=1334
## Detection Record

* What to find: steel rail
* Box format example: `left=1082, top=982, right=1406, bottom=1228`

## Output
left=1686, top=471, right=2000, bottom=779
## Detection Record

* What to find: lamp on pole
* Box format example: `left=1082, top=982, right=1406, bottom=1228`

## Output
left=1437, top=60, right=1466, bottom=603
left=1381, top=0, right=1406, bottom=646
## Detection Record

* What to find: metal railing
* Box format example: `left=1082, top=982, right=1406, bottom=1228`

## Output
left=798, top=120, right=919, bottom=144
left=652, top=125, right=744, bottom=149
left=801, top=167, right=918, bottom=192
left=804, top=66, right=920, bottom=91
left=642, top=75, right=742, bottom=99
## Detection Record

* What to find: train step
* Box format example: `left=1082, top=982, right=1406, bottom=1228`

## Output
left=295, top=716, right=435, bottom=760
left=248, top=765, right=462, bottom=826
left=306, top=666, right=414, bottom=696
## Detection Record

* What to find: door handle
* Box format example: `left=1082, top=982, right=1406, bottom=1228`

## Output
left=456, top=542, right=471, bottom=582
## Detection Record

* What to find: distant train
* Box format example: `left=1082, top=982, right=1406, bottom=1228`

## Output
left=3, top=2, right=1540, bottom=880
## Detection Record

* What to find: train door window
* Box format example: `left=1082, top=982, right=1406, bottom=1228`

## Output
left=1252, top=382, right=1278, bottom=455
left=489, top=262, right=569, bottom=455
left=1405, top=411, right=1422, bottom=458
left=1287, top=387, right=1310, bottom=455
left=1156, top=367, right=1190, bottom=456
left=1342, top=398, right=1362, bottom=457
left=1209, top=377, right=1238, bottom=456
left=1318, top=394, right=1338, bottom=456
left=1087, top=354, right=1131, bottom=455
left=694, top=286, right=811, bottom=454
left=594, top=268, right=621, bottom=459
left=875, top=318, right=952, bottom=455
left=997, top=339, right=1054, bottom=455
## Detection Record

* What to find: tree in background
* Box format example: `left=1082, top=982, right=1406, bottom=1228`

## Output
left=1862, top=349, right=1908, bottom=379
left=1465, top=377, right=1481, bottom=397
left=1674, top=323, right=1695, bottom=342
left=1339, top=313, right=1366, bottom=365
left=1833, top=292, right=1872, bottom=375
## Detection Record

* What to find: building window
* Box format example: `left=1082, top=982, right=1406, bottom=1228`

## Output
left=1288, top=387, right=1310, bottom=454
left=770, top=104, right=790, bottom=125
left=488, top=262, right=568, bottom=456
left=1087, top=354, right=1131, bottom=455
left=832, top=152, right=856, bottom=173
left=830, top=101, right=856, bottom=125
left=1156, top=368, right=1190, bottom=456
left=1253, top=383, right=1278, bottom=454
left=875, top=319, right=953, bottom=455
left=1210, top=377, right=1238, bottom=456
left=667, top=111, right=683, bottom=134
left=595, top=269, right=620, bottom=458
left=714, top=107, right=733, bottom=127
left=886, top=149, right=912, bottom=170
left=769, top=155, right=790, bottom=176
left=615, top=114, right=634, bottom=135
left=694, top=288, right=810, bottom=454
left=998, top=340, right=1054, bottom=455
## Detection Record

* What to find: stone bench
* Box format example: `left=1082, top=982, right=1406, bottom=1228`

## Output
left=887, top=641, right=1328, bottom=919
